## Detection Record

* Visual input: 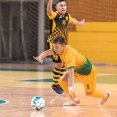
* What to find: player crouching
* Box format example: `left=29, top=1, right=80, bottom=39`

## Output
left=33, top=36, right=111, bottom=106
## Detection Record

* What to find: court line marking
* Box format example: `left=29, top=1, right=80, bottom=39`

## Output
left=0, top=99, right=9, bottom=105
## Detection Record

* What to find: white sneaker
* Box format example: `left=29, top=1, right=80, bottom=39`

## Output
left=63, top=98, right=80, bottom=106
left=100, top=91, right=111, bottom=105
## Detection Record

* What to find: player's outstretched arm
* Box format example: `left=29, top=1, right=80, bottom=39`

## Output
left=47, top=0, right=53, bottom=16
left=67, top=68, right=74, bottom=100
left=33, top=49, right=54, bottom=64
left=72, top=18, right=85, bottom=26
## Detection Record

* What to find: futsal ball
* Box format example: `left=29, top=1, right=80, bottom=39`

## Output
left=31, top=96, right=45, bottom=111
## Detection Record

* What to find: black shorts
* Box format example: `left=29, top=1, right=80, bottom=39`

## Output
left=47, top=42, right=62, bottom=63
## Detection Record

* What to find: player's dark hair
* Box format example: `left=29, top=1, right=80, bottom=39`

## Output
left=52, top=36, right=66, bottom=45
left=56, top=0, right=65, bottom=4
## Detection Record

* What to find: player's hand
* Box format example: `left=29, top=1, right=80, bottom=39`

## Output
left=33, top=56, right=43, bottom=64
left=79, top=19, right=85, bottom=26
left=69, top=91, right=73, bottom=100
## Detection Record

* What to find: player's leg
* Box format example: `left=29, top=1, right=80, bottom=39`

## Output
left=82, top=65, right=111, bottom=105
left=58, top=72, right=80, bottom=106
left=83, top=82, right=111, bottom=105
left=51, top=62, right=64, bottom=94
left=53, top=62, right=63, bottom=88
left=47, top=42, right=63, bottom=94
left=58, top=66, right=66, bottom=91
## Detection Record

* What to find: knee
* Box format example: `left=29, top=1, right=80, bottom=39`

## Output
left=55, top=63, right=63, bottom=69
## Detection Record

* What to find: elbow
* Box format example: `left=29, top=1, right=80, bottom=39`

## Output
left=47, top=10, right=52, bottom=16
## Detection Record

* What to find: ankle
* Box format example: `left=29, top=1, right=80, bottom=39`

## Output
left=73, top=97, right=80, bottom=104
left=73, top=97, right=79, bottom=101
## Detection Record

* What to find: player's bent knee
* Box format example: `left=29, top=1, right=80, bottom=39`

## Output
left=55, top=63, right=63, bottom=69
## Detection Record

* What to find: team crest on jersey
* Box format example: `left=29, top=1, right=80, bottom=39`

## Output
left=63, top=20, right=66, bottom=25
left=53, top=55, right=58, bottom=60
left=66, top=16, right=68, bottom=21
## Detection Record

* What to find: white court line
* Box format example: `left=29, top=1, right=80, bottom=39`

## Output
left=98, top=73, right=116, bottom=76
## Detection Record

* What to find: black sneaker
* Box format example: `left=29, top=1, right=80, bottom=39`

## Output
left=51, top=85, right=63, bottom=94
left=58, top=85, right=63, bottom=92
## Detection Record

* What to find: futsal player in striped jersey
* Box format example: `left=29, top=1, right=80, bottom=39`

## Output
left=47, top=0, right=85, bottom=94
left=33, top=36, right=111, bottom=106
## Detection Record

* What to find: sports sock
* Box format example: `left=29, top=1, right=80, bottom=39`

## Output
left=87, top=90, right=105, bottom=98
left=58, top=79, right=77, bottom=99
left=59, top=66, right=66, bottom=77
left=53, top=67, right=61, bottom=87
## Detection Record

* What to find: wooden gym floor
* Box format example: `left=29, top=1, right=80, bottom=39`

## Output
left=0, top=63, right=117, bottom=117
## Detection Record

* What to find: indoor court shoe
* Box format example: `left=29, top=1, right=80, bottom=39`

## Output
left=51, top=85, right=63, bottom=94
left=58, top=84, right=64, bottom=92
left=100, top=91, right=111, bottom=105
left=63, top=98, right=80, bottom=106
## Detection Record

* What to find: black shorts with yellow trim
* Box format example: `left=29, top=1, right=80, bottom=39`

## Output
left=47, top=42, right=62, bottom=63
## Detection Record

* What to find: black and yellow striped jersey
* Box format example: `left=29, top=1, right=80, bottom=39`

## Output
left=47, top=11, right=73, bottom=42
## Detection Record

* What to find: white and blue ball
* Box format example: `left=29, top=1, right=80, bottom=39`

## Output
left=31, top=96, right=45, bottom=111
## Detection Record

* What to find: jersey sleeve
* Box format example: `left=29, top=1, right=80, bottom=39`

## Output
left=48, top=11, right=57, bottom=19
left=68, top=14, right=73, bottom=23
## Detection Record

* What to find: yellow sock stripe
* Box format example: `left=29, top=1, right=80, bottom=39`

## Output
left=53, top=78, right=59, bottom=82
left=53, top=82, right=58, bottom=85
left=60, top=71, right=64, bottom=75
left=61, top=68, right=65, bottom=72
left=53, top=68, right=61, bottom=85
left=53, top=69, right=61, bottom=74
left=53, top=74, right=60, bottom=78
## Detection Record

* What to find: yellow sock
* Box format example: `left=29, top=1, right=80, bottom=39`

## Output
left=87, top=90, right=105, bottom=98
left=58, top=79, right=77, bottom=99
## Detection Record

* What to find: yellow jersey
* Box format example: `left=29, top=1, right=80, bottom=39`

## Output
left=59, top=45, right=92, bottom=75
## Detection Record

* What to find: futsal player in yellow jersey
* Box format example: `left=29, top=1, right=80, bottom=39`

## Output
left=47, top=0, right=85, bottom=94
left=33, top=36, right=111, bottom=106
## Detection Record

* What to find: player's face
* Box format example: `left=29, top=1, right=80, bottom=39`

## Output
left=56, top=1, right=67, bottom=15
left=53, top=43, right=65, bottom=55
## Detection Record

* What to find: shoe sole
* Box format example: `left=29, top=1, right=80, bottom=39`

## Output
left=63, top=104, right=80, bottom=106
left=50, top=87, right=64, bottom=95
left=106, top=91, right=111, bottom=97
left=100, top=91, right=111, bottom=105
left=63, top=100, right=80, bottom=106
left=63, top=102, right=80, bottom=106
